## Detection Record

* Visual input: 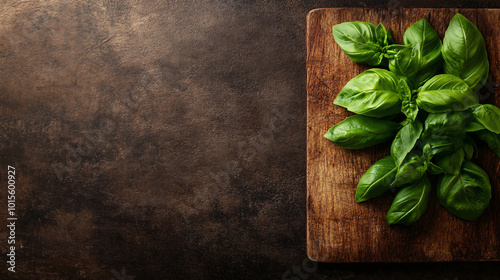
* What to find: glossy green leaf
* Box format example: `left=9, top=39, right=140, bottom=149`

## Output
left=425, top=138, right=464, bottom=157
left=334, top=69, right=402, bottom=117
left=391, top=119, right=423, bottom=167
left=423, top=144, right=443, bottom=174
left=421, top=111, right=469, bottom=155
left=376, top=23, right=390, bottom=46
left=399, top=79, right=419, bottom=121
left=422, top=111, right=469, bottom=136
left=475, top=130, right=500, bottom=158
left=437, top=161, right=491, bottom=221
left=386, top=28, right=395, bottom=45
left=356, top=156, right=397, bottom=202
left=416, top=74, right=479, bottom=113
left=391, top=154, right=427, bottom=187
left=442, top=13, right=489, bottom=91
left=324, top=115, right=400, bottom=149
left=426, top=161, right=443, bottom=175
left=398, top=76, right=412, bottom=99
left=471, top=104, right=500, bottom=134
left=422, top=143, right=433, bottom=161
left=464, top=118, right=486, bottom=132
left=463, top=136, right=476, bottom=160
left=387, top=176, right=431, bottom=226
left=333, top=21, right=388, bottom=66
left=402, top=100, right=419, bottom=122
left=387, top=44, right=419, bottom=77
left=388, top=19, right=442, bottom=89
left=404, top=19, right=441, bottom=51
left=433, top=148, right=465, bottom=175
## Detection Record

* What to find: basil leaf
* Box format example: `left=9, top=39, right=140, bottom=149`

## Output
left=424, top=138, right=464, bottom=157
left=398, top=76, right=412, bottom=100
left=324, top=115, right=401, bottom=149
left=402, top=99, right=419, bottom=123
left=399, top=78, right=419, bottom=121
left=332, top=21, right=388, bottom=66
left=433, top=148, right=465, bottom=175
left=391, top=154, right=427, bottom=187
left=422, top=143, right=433, bottom=161
left=463, top=136, right=476, bottom=160
left=422, top=111, right=469, bottom=136
left=375, top=23, right=390, bottom=46
left=356, top=156, right=397, bottom=202
left=475, top=130, right=500, bottom=158
left=442, top=13, right=489, bottom=91
left=386, top=28, right=395, bottom=45
left=386, top=176, right=431, bottom=226
left=421, top=111, right=468, bottom=155
left=464, top=118, right=486, bottom=132
left=387, top=44, right=420, bottom=77
left=388, top=19, right=442, bottom=89
left=430, top=110, right=470, bottom=127
left=334, top=69, right=402, bottom=117
left=437, top=161, right=491, bottom=221
left=416, top=74, right=479, bottom=113
left=427, top=162, right=443, bottom=175
left=403, top=19, right=441, bottom=53
left=391, top=119, right=423, bottom=167
left=471, top=104, right=500, bottom=134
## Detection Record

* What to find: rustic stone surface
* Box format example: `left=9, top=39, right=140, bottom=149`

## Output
left=0, top=1, right=499, bottom=279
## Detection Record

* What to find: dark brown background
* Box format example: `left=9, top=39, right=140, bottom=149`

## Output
left=0, top=0, right=499, bottom=279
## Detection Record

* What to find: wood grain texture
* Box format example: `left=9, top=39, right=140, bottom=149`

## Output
left=306, top=8, right=500, bottom=263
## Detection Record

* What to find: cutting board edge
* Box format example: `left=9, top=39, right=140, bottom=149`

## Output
left=306, top=7, right=500, bottom=263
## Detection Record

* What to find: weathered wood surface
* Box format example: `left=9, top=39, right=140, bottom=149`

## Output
left=307, top=8, right=500, bottom=263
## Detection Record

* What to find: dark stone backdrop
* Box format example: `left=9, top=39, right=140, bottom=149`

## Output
left=0, top=0, right=499, bottom=279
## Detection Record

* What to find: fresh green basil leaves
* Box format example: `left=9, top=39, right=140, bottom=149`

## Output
left=391, top=153, right=427, bottom=187
left=437, top=161, right=491, bottom=221
left=356, top=156, right=397, bottom=202
left=399, top=78, right=419, bottom=121
left=433, top=148, right=465, bottom=175
left=471, top=104, right=500, bottom=134
left=387, top=176, right=431, bottom=226
left=387, top=19, right=442, bottom=89
left=391, top=119, right=423, bottom=167
left=416, top=74, right=479, bottom=113
left=464, top=118, right=486, bottom=132
left=327, top=14, right=495, bottom=226
left=476, top=130, right=500, bottom=158
left=334, top=69, right=402, bottom=117
left=442, top=13, right=489, bottom=91
left=420, top=111, right=468, bottom=155
left=324, top=115, right=401, bottom=149
left=332, top=22, right=392, bottom=66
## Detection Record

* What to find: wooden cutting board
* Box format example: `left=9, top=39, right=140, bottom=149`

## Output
left=307, top=8, right=500, bottom=263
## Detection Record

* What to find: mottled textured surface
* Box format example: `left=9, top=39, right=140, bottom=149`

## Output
left=0, top=1, right=498, bottom=279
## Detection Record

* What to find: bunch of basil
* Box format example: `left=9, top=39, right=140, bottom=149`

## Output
left=325, top=13, right=500, bottom=226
